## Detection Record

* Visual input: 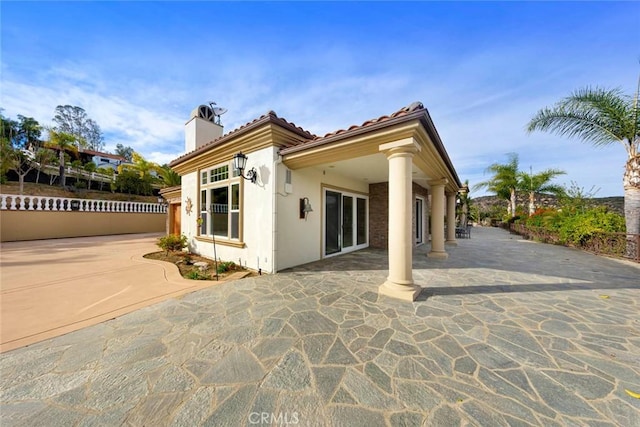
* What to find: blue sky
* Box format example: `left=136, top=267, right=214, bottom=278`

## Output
left=2, top=1, right=638, bottom=197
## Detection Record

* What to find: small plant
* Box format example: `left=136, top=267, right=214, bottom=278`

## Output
left=157, top=234, right=188, bottom=255
left=186, top=269, right=209, bottom=280
left=216, top=261, right=236, bottom=274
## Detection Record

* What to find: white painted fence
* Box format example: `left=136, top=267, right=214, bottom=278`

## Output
left=0, top=194, right=167, bottom=213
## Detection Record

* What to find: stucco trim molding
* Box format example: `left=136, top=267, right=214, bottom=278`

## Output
left=194, top=236, right=246, bottom=249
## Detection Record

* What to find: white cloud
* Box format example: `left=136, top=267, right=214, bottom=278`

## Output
left=2, top=2, right=633, bottom=200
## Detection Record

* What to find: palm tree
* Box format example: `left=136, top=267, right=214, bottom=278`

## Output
left=46, top=130, right=78, bottom=187
left=474, top=153, right=520, bottom=218
left=132, top=151, right=156, bottom=177
left=458, top=180, right=471, bottom=227
left=518, top=167, right=566, bottom=214
left=527, top=84, right=640, bottom=248
left=158, top=164, right=181, bottom=187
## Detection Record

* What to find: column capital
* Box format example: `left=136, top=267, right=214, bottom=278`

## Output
left=379, top=138, right=420, bottom=157
left=428, top=178, right=448, bottom=187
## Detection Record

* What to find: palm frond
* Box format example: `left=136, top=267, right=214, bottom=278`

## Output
left=527, top=86, right=638, bottom=155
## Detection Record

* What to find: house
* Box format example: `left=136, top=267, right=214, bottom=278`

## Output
left=166, top=102, right=462, bottom=301
left=80, top=149, right=127, bottom=171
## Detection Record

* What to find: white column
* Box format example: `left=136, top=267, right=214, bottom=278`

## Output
left=428, top=179, right=448, bottom=259
left=446, top=192, right=457, bottom=245
left=378, top=140, right=421, bottom=301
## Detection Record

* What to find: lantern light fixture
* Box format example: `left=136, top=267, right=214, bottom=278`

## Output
left=300, top=197, right=313, bottom=220
left=233, top=151, right=257, bottom=184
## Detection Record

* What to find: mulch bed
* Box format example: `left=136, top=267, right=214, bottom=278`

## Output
left=143, top=251, right=255, bottom=281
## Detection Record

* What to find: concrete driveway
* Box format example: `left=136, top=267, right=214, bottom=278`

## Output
left=0, top=233, right=225, bottom=353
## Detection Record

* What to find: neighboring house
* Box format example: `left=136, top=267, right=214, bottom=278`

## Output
left=167, top=102, right=462, bottom=301
left=79, top=149, right=127, bottom=171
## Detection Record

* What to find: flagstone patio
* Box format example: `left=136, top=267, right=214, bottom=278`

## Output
left=1, top=227, right=639, bottom=426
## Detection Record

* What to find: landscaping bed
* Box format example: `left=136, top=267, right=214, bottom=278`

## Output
left=144, top=251, right=255, bottom=280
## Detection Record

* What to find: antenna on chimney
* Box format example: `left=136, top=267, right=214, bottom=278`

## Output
left=209, top=101, right=228, bottom=125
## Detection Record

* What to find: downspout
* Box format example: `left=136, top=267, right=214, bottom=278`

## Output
left=272, top=153, right=283, bottom=273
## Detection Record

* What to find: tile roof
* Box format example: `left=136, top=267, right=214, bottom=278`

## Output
left=278, top=101, right=426, bottom=155
left=169, top=111, right=316, bottom=167
left=169, top=102, right=428, bottom=167
left=80, top=148, right=126, bottom=161
left=314, top=101, right=425, bottom=140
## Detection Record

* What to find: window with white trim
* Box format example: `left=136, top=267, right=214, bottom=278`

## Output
left=199, top=162, right=241, bottom=240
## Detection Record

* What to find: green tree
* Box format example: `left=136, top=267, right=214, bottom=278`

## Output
left=0, top=139, right=14, bottom=184
left=34, top=148, right=57, bottom=184
left=115, top=144, right=134, bottom=162
left=46, top=130, right=78, bottom=187
left=119, top=151, right=159, bottom=177
left=158, top=164, right=181, bottom=187
left=84, top=162, right=97, bottom=190
left=474, top=153, right=520, bottom=218
left=115, top=169, right=153, bottom=195
left=70, top=159, right=85, bottom=187
left=15, top=115, right=42, bottom=149
left=457, top=180, right=471, bottom=226
left=0, top=113, right=17, bottom=183
left=52, top=105, right=104, bottom=151
left=0, top=111, right=19, bottom=144
left=96, top=167, right=114, bottom=191
left=518, top=167, right=566, bottom=214
left=527, top=85, right=640, bottom=242
left=4, top=147, right=36, bottom=194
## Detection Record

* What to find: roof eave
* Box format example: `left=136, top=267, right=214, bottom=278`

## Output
left=169, top=113, right=316, bottom=169
left=279, top=109, right=426, bottom=156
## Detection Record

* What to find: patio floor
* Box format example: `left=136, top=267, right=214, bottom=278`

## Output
left=1, top=227, right=639, bottom=426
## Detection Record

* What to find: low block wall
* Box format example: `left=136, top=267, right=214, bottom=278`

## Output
left=0, top=194, right=167, bottom=242
left=0, top=211, right=166, bottom=242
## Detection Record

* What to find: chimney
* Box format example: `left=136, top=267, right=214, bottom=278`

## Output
left=184, top=105, right=224, bottom=153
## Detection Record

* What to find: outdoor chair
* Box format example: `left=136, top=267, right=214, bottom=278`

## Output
left=456, top=225, right=471, bottom=239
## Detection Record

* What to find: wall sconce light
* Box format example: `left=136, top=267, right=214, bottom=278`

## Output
left=300, top=197, right=313, bottom=220
left=233, top=151, right=257, bottom=184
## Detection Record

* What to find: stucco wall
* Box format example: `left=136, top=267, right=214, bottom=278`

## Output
left=184, top=146, right=277, bottom=273
left=276, top=165, right=369, bottom=271
left=0, top=211, right=165, bottom=242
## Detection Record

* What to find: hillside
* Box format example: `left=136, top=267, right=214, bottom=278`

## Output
left=0, top=182, right=159, bottom=203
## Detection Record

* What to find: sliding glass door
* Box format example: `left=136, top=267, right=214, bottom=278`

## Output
left=325, top=191, right=341, bottom=255
left=415, top=198, right=424, bottom=245
left=324, top=188, right=368, bottom=256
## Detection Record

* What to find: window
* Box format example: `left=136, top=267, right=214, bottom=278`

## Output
left=210, top=165, right=228, bottom=182
left=199, top=161, right=241, bottom=241
left=211, top=187, right=229, bottom=237
left=231, top=183, right=240, bottom=239
left=200, top=190, right=207, bottom=235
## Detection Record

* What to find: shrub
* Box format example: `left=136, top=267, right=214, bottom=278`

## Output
left=157, top=234, right=188, bottom=254
left=216, top=261, right=236, bottom=274
left=525, top=208, right=559, bottom=228
left=557, top=207, right=625, bottom=246
left=186, top=269, right=209, bottom=280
